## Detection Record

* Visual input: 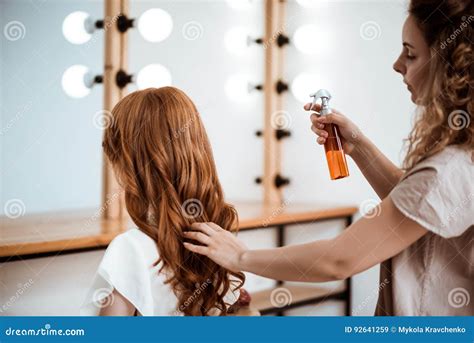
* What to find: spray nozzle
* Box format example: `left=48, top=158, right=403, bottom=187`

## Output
left=309, top=89, right=332, bottom=115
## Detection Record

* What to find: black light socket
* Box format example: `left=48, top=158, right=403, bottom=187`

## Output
left=276, top=33, right=290, bottom=47
left=95, top=20, right=104, bottom=29
left=117, top=14, right=135, bottom=33
left=115, top=70, right=133, bottom=88
left=275, top=129, right=291, bottom=140
left=274, top=174, right=290, bottom=188
left=94, top=75, right=103, bottom=84
left=276, top=80, right=289, bottom=94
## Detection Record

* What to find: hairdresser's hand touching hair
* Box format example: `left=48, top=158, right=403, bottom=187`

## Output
left=304, top=103, right=363, bottom=156
left=183, top=222, right=248, bottom=273
left=184, top=197, right=428, bottom=283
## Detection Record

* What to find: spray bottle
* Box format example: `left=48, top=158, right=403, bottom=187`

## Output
left=309, top=89, right=349, bottom=180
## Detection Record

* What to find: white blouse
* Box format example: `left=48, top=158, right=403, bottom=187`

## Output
left=80, top=227, right=240, bottom=316
left=376, top=145, right=473, bottom=315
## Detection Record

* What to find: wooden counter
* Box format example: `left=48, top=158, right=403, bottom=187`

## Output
left=0, top=201, right=358, bottom=315
left=0, top=201, right=357, bottom=260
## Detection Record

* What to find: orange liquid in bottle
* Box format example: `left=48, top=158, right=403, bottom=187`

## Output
left=323, top=123, right=349, bottom=180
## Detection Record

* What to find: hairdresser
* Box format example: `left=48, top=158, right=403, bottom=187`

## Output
left=184, top=0, right=473, bottom=315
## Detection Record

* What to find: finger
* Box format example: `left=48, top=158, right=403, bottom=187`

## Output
left=316, top=137, right=326, bottom=144
left=183, top=242, right=209, bottom=256
left=310, top=114, right=325, bottom=127
left=316, top=112, right=344, bottom=126
left=311, top=125, right=328, bottom=138
left=206, top=222, right=224, bottom=232
left=190, top=222, right=215, bottom=236
left=183, top=231, right=211, bottom=245
left=304, top=103, right=322, bottom=112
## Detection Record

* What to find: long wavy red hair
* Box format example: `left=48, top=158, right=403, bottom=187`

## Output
left=102, top=86, right=245, bottom=315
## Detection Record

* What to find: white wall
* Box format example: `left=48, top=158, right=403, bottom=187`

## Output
left=1, top=0, right=104, bottom=213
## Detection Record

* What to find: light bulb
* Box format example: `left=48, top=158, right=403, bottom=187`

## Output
left=225, top=27, right=251, bottom=55
left=62, top=65, right=91, bottom=98
left=137, top=8, right=173, bottom=43
left=225, top=74, right=255, bottom=102
left=62, top=11, right=94, bottom=45
left=293, top=24, right=330, bottom=55
left=136, top=64, right=172, bottom=89
left=291, top=73, right=330, bottom=103
left=226, top=0, right=253, bottom=10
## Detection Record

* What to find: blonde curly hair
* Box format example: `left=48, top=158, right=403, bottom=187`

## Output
left=403, top=0, right=473, bottom=170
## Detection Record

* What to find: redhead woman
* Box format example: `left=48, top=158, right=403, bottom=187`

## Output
left=184, top=0, right=473, bottom=315
left=81, top=87, right=245, bottom=316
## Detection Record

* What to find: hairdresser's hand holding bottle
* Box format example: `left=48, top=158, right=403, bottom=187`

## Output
left=304, top=102, right=364, bottom=156
left=184, top=101, right=406, bottom=276
left=304, top=102, right=404, bottom=200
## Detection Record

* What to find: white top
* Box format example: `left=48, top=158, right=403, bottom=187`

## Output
left=80, top=228, right=240, bottom=316
left=376, top=145, right=473, bottom=315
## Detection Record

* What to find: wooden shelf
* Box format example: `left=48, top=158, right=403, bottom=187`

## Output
left=0, top=209, right=130, bottom=259
left=0, top=201, right=357, bottom=260
left=251, top=285, right=347, bottom=315
left=236, top=201, right=357, bottom=230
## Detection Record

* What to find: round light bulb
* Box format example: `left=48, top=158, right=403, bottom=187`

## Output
left=62, top=11, right=93, bottom=45
left=62, top=65, right=91, bottom=98
left=136, top=64, right=172, bottom=90
left=293, top=24, right=331, bottom=55
left=226, top=0, right=253, bottom=10
left=291, top=73, right=330, bottom=103
left=137, top=8, right=173, bottom=43
left=225, top=74, right=254, bottom=102
left=225, top=27, right=251, bottom=55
